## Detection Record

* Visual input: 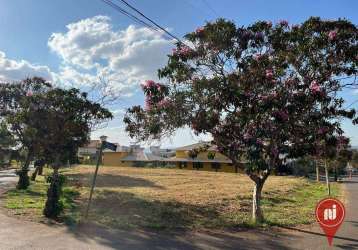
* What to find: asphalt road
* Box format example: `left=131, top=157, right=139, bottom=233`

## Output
left=0, top=169, right=17, bottom=194
left=0, top=170, right=357, bottom=250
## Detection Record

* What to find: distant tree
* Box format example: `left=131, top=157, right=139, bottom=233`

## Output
left=314, top=135, right=350, bottom=193
left=0, top=77, right=52, bottom=188
left=0, top=122, right=15, bottom=167
left=352, top=150, right=358, bottom=168
left=36, top=87, right=112, bottom=218
left=0, top=77, right=112, bottom=217
left=125, top=18, right=357, bottom=222
left=332, top=148, right=353, bottom=181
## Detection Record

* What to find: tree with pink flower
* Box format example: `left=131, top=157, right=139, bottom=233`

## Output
left=124, top=17, right=358, bottom=223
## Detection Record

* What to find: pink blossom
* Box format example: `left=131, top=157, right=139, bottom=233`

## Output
left=144, top=97, right=152, bottom=111
left=158, top=98, right=171, bottom=108
left=256, top=139, right=263, bottom=145
left=271, top=147, right=279, bottom=157
left=337, top=136, right=349, bottom=148
left=244, top=91, right=251, bottom=98
left=155, top=83, right=164, bottom=92
left=279, top=20, right=289, bottom=27
left=328, top=30, right=337, bottom=40
left=172, top=48, right=178, bottom=55
left=196, top=27, right=204, bottom=34
left=178, top=46, right=192, bottom=56
left=242, top=30, right=252, bottom=39
left=265, top=69, right=274, bottom=78
left=254, top=54, right=263, bottom=61
left=260, top=95, right=269, bottom=101
left=143, top=80, right=156, bottom=88
left=192, top=77, right=199, bottom=83
left=243, top=133, right=252, bottom=141
left=285, top=78, right=295, bottom=86
left=266, top=21, right=272, bottom=27
left=274, top=110, right=289, bottom=121
left=309, top=80, right=321, bottom=93
left=317, top=127, right=328, bottom=135
left=291, top=24, right=300, bottom=29
left=270, top=92, right=278, bottom=98
left=26, top=91, right=33, bottom=97
left=255, top=32, right=264, bottom=40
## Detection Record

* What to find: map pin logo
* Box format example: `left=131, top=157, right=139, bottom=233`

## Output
left=315, top=198, right=345, bottom=246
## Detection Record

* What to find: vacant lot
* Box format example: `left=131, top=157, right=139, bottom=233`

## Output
left=3, top=165, right=340, bottom=229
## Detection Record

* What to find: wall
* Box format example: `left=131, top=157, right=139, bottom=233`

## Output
left=175, top=149, right=244, bottom=173
left=176, top=161, right=245, bottom=173
left=102, top=152, right=129, bottom=166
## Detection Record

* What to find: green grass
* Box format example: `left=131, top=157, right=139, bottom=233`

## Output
left=5, top=176, right=48, bottom=217
left=4, top=174, right=80, bottom=223
left=261, top=181, right=340, bottom=226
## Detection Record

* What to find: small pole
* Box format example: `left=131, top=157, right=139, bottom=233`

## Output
left=85, top=136, right=107, bottom=219
left=315, top=159, right=320, bottom=182
left=325, top=159, right=331, bottom=196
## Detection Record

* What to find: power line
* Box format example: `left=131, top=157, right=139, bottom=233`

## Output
left=100, top=0, right=172, bottom=40
left=182, top=0, right=214, bottom=20
left=201, top=0, right=220, bottom=18
left=115, top=0, right=183, bottom=44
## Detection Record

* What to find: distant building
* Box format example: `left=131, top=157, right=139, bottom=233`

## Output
left=101, top=141, right=244, bottom=173
left=78, top=140, right=101, bottom=163
left=102, top=144, right=173, bottom=167
left=149, top=146, right=176, bottom=158
left=167, top=142, right=244, bottom=173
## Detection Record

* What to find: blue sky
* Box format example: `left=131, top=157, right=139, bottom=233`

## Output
left=0, top=0, right=357, bottom=147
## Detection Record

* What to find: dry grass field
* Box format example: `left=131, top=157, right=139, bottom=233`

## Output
left=3, top=165, right=340, bottom=229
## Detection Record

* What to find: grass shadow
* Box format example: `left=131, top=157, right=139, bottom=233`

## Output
left=66, top=173, right=165, bottom=189
left=84, top=189, right=225, bottom=230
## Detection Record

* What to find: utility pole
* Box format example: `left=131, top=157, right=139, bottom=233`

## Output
left=85, top=135, right=107, bottom=219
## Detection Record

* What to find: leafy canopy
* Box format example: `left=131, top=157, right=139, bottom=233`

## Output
left=0, top=77, right=112, bottom=163
left=124, top=17, right=357, bottom=176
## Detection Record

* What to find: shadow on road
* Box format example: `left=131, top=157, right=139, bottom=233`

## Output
left=64, top=222, right=294, bottom=250
left=277, top=225, right=358, bottom=243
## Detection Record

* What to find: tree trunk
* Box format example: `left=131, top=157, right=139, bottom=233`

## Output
left=16, top=149, right=32, bottom=189
left=31, top=159, right=46, bottom=181
left=249, top=172, right=269, bottom=223
left=324, top=160, right=331, bottom=196
left=30, top=166, right=39, bottom=181
left=316, top=161, right=320, bottom=182
left=38, top=164, right=43, bottom=175
left=44, top=158, right=62, bottom=218
left=252, top=180, right=264, bottom=223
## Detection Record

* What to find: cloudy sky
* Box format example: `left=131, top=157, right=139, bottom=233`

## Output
left=1, top=0, right=357, bottom=147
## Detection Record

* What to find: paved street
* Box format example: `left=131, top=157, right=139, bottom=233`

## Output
left=0, top=170, right=357, bottom=250
left=0, top=169, right=17, bottom=195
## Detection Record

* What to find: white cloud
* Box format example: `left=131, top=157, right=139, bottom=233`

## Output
left=111, top=108, right=126, bottom=116
left=0, top=51, right=53, bottom=82
left=52, top=65, right=97, bottom=88
left=48, top=15, right=173, bottom=94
